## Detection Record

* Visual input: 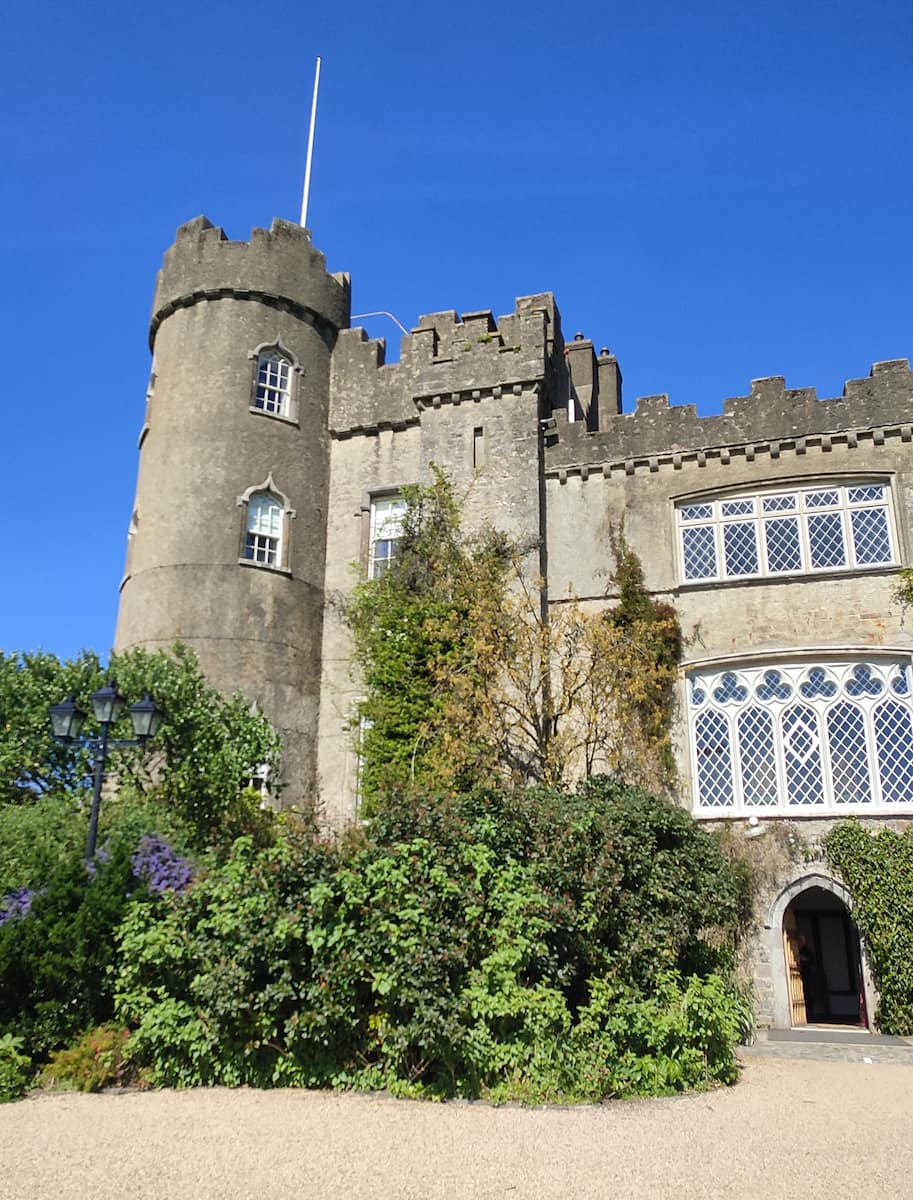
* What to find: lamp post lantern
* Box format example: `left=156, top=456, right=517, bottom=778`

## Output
left=49, top=680, right=164, bottom=859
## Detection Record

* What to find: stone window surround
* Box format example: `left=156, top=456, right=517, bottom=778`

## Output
left=247, top=338, right=302, bottom=425
left=366, top=492, right=408, bottom=580
left=237, top=474, right=296, bottom=575
left=684, top=648, right=913, bottom=820
left=359, top=484, right=416, bottom=579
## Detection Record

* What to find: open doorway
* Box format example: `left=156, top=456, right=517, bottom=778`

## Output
left=783, top=886, right=865, bottom=1027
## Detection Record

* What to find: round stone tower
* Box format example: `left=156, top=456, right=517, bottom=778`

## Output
left=115, top=216, right=351, bottom=805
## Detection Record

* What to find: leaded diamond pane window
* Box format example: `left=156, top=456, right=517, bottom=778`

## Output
left=782, top=705, right=825, bottom=806
left=682, top=526, right=716, bottom=579
left=677, top=482, right=896, bottom=582
left=874, top=702, right=913, bottom=803
left=723, top=522, right=758, bottom=576
left=736, top=708, right=778, bottom=806
left=763, top=517, right=802, bottom=573
left=688, top=658, right=913, bottom=815
left=826, top=703, right=872, bottom=805
left=762, top=494, right=797, bottom=513
left=850, top=507, right=892, bottom=565
left=694, top=710, right=734, bottom=808
left=807, top=512, right=845, bottom=568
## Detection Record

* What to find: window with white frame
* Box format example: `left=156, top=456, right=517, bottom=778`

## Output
left=677, top=482, right=896, bottom=583
left=253, top=350, right=291, bottom=417
left=244, top=493, right=284, bottom=566
left=369, top=495, right=407, bottom=579
left=688, top=657, right=913, bottom=816
left=243, top=762, right=271, bottom=801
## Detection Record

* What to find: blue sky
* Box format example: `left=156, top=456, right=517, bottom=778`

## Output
left=2, top=0, right=912, bottom=660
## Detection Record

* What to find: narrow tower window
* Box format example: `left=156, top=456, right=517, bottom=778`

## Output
left=238, top=475, right=295, bottom=572
left=473, top=426, right=485, bottom=469
left=254, top=352, right=291, bottom=416
left=244, top=494, right=284, bottom=566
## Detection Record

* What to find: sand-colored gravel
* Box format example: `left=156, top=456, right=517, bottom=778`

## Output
left=2, top=1056, right=912, bottom=1199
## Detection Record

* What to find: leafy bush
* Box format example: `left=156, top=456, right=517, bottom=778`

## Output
left=0, top=842, right=148, bottom=1059
left=115, top=832, right=342, bottom=1088
left=0, top=789, right=194, bottom=899
left=40, top=1025, right=131, bottom=1093
left=825, top=820, right=913, bottom=1034
left=0, top=644, right=280, bottom=851
left=115, top=780, right=750, bottom=1101
left=0, top=794, right=87, bottom=893
left=369, top=776, right=750, bottom=999
left=0, top=1033, right=31, bottom=1102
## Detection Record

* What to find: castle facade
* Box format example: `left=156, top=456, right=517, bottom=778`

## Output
left=116, top=215, right=913, bottom=1029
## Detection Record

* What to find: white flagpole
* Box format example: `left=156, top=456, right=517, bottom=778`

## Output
left=300, top=56, right=322, bottom=229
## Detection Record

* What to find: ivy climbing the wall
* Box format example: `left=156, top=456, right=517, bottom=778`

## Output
left=347, top=471, right=686, bottom=810
left=825, top=819, right=913, bottom=1035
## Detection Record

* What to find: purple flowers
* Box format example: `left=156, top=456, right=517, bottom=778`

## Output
left=85, top=846, right=111, bottom=878
left=0, top=888, right=35, bottom=926
left=131, top=834, right=194, bottom=895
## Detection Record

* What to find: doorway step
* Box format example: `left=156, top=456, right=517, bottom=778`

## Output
left=742, top=1027, right=913, bottom=1064
left=767, top=1027, right=904, bottom=1045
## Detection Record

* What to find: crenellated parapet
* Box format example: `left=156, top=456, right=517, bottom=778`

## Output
left=546, top=359, right=913, bottom=474
left=329, top=293, right=565, bottom=436
left=150, top=216, right=351, bottom=350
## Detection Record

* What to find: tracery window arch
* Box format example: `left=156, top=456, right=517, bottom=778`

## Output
left=676, top=481, right=897, bottom=583
left=248, top=340, right=301, bottom=421
left=688, top=657, right=913, bottom=816
left=237, top=476, right=295, bottom=572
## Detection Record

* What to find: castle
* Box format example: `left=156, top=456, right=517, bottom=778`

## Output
left=115, top=214, right=913, bottom=1030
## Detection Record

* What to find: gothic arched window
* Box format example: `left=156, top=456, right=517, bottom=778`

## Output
left=237, top=476, right=295, bottom=572
left=248, top=341, right=301, bottom=421
left=245, top=494, right=283, bottom=565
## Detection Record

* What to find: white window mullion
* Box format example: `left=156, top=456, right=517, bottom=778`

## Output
left=862, top=701, right=884, bottom=807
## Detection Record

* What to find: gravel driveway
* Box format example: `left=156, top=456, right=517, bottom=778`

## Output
left=2, top=1056, right=912, bottom=1199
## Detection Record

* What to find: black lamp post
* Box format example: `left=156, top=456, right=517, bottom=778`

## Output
left=49, top=681, right=164, bottom=859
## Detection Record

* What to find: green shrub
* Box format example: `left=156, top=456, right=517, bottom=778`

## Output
left=369, top=777, right=750, bottom=999
left=115, top=832, right=343, bottom=1088
left=825, top=820, right=913, bottom=1034
left=115, top=781, right=750, bottom=1101
left=0, top=794, right=86, bottom=893
left=0, top=843, right=147, bottom=1059
left=0, top=1033, right=31, bottom=1103
left=0, top=789, right=195, bottom=899
left=40, top=1025, right=131, bottom=1093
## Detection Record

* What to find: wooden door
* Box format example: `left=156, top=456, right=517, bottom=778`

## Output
left=783, top=908, right=807, bottom=1025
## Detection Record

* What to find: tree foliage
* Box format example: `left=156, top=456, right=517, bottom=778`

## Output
left=0, top=643, right=280, bottom=846
left=0, top=842, right=146, bottom=1060
left=347, top=468, right=516, bottom=806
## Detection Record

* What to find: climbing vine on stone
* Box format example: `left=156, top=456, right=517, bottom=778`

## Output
left=347, top=471, right=685, bottom=807
left=825, top=820, right=913, bottom=1034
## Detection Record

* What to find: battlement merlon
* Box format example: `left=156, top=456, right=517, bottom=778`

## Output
left=545, top=358, right=913, bottom=468
left=329, top=294, right=570, bottom=435
left=149, top=216, right=351, bottom=350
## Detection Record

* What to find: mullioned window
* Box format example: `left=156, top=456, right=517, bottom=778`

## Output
left=677, top=481, right=896, bottom=583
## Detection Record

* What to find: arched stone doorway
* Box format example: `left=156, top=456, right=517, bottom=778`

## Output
left=763, top=871, right=876, bottom=1029
left=783, top=887, right=863, bottom=1025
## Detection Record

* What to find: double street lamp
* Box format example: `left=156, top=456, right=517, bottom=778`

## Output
left=49, top=681, right=164, bottom=859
